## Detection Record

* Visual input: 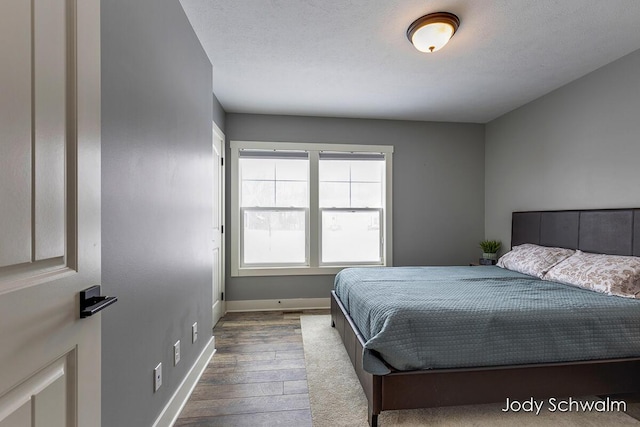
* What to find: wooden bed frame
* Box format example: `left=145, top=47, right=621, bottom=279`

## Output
left=331, top=208, right=640, bottom=426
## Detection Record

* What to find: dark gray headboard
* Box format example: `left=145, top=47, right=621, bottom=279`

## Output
left=512, top=208, right=640, bottom=256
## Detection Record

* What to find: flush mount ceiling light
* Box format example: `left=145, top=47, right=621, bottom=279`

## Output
left=407, top=12, right=460, bottom=53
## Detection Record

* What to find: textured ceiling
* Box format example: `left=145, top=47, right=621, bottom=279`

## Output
left=179, top=0, right=640, bottom=123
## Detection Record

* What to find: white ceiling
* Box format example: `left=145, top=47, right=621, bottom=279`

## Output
left=180, top=0, right=640, bottom=123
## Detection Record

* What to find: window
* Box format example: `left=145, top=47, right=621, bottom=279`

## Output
left=319, top=153, right=384, bottom=265
left=231, top=141, right=393, bottom=276
left=239, top=151, right=309, bottom=266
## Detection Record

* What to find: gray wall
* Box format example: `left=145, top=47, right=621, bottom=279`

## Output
left=213, top=92, right=226, bottom=132
left=225, top=114, right=485, bottom=301
left=101, top=0, right=214, bottom=425
left=485, top=48, right=640, bottom=248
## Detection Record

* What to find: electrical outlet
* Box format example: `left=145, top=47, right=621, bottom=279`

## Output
left=192, top=322, right=198, bottom=343
left=174, top=340, right=181, bottom=366
left=154, top=363, right=162, bottom=392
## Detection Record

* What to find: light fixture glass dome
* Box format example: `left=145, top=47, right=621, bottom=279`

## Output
left=411, top=22, right=455, bottom=53
left=407, top=12, right=460, bottom=53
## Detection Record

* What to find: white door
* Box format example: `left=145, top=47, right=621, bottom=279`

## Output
left=212, top=124, right=226, bottom=327
left=0, top=0, right=102, bottom=426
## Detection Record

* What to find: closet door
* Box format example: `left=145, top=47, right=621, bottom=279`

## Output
left=212, top=125, right=225, bottom=327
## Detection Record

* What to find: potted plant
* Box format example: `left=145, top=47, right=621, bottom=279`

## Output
left=479, top=240, right=501, bottom=265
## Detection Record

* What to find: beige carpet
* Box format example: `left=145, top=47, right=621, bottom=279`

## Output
left=300, top=314, right=640, bottom=427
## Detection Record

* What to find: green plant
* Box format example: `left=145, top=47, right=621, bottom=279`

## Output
left=479, top=239, right=501, bottom=254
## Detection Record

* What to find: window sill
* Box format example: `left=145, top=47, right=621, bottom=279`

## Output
left=232, top=264, right=386, bottom=277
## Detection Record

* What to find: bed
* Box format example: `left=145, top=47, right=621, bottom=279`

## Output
left=330, top=208, right=640, bottom=426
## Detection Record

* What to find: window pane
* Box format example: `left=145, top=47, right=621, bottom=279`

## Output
left=240, top=158, right=275, bottom=180
left=350, top=160, right=383, bottom=182
left=276, top=181, right=308, bottom=207
left=321, top=210, right=381, bottom=264
left=241, top=181, right=274, bottom=207
left=243, top=210, right=306, bottom=264
left=275, top=159, right=308, bottom=181
left=319, top=159, right=384, bottom=208
left=351, top=183, right=382, bottom=208
left=319, top=182, right=349, bottom=208
left=240, top=156, right=309, bottom=209
left=319, top=160, right=349, bottom=182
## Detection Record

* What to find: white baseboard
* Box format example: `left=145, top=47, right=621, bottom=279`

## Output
left=152, top=336, right=216, bottom=427
left=226, top=297, right=330, bottom=312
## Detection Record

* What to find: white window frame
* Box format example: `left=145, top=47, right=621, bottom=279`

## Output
left=231, top=140, right=393, bottom=277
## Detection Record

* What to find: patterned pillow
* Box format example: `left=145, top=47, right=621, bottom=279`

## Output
left=496, top=243, right=575, bottom=278
left=544, top=250, right=640, bottom=298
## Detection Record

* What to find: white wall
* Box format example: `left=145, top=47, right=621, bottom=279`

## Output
left=485, top=48, right=640, bottom=248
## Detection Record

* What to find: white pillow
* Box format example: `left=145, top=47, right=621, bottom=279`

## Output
left=496, top=243, right=575, bottom=278
left=544, top=250, right=640, bottom=298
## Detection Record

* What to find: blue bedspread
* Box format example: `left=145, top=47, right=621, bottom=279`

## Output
left=334, top=266, right=640, bottom=375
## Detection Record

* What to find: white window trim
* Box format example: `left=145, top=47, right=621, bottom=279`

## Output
left=231, top=140, right=393, bottom=277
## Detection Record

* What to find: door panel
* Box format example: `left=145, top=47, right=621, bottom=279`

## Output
left=0, top=0, right=101, bottom=425
left=0, top=402, right=30, bottom=427
left=0, top=0, right=69, bottom=282
left=0, top=354, right=71, bottom=427
left=0, top=0, right=32, bottom=268
left=34, top=0, right=67, bottom=261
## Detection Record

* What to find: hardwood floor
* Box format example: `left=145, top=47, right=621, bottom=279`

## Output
left=174, top=309, right=640, bottom=426
left=175, top=310, right=329, bottom=426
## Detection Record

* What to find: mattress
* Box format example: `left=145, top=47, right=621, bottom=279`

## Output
left=334, top=266, right=640, bottom=375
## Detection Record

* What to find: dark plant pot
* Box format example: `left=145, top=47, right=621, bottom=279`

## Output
left=482, top=252, right=498, bottom=261
left=479, top=258, right=497, bottom=265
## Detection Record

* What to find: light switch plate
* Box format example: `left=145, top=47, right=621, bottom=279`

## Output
left=154, top=363, right=162, bottom=392
left=174, top=341, right=181, bottom=366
